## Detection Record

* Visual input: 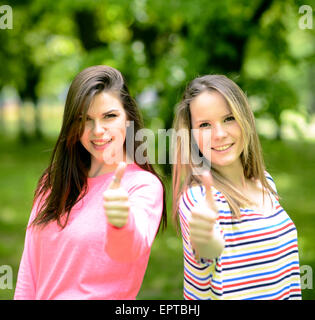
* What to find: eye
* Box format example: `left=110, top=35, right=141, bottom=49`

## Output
left=104, top=113, right=117, bottom=119
left=86, top=116, right=92, bottom=121
left=199, top=122, right=211, bottom=128
left=224, top=116, right=235, bottom=122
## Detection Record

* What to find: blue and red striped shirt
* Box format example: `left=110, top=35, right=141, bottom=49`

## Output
left=178, top=173, right=301, bottom=300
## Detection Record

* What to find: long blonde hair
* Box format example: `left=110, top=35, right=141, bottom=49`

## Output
left=172, top=74, right=277, bottom=221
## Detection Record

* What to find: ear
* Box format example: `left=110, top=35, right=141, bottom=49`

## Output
left=126, top=120, right=130, bottom=127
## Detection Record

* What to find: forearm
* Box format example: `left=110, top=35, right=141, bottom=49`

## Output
left=105, top=206, right=160, bottom=262
left=104, top=175, right=163, bottom=262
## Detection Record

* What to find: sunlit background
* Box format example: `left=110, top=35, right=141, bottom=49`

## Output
left=0, top=0, right=314, bottom=300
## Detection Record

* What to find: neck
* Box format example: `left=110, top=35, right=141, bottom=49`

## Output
left=88, top=150, right=132, bottom=178
left=214, top=160, right=247, bottom=189
left=89, top=162, right=118, bottom=178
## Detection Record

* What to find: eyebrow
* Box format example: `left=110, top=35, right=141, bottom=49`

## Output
left=195, top=112, right=233, bottom=123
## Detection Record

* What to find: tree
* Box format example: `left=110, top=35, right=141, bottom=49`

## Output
left=1, top=0, right=312, bottom=147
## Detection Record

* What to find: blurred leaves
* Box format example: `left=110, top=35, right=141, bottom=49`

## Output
left=0, top=0, right=314, bottom=145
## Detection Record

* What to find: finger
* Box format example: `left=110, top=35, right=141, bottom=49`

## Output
left=108, top=162, right=127, bottom=189
left=199, top=171, right=215, bottom=209
left=103, top=190, right=128, bottom=201
left=105, top=209, right=129, bottom=219
left=189, top=212, right=216, bottom=229
left=104, top=202, right=130, bottom=211
left=190, top=232, right=214, bottom=244
left=107, top=218, right=128, bottom=228
left=189, top=218, right=216, bottom=232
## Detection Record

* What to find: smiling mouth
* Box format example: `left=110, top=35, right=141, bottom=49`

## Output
left=212, top=143, right=234, bottom=151
left=91, top=138, right=113, bottom=147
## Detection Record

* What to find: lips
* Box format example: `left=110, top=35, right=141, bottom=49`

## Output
left=91, top=138, right=113, bottom=148
left=211, top=143, right=234, bottom=151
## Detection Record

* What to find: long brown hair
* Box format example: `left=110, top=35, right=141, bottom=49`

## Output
left=172, top=74, right=277, bottom=221
left=32, top=65, right=167, bottom=230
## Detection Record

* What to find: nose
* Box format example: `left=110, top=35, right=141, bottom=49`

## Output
left=212, top=123, right=228, bottom=140
left=92, top=120, right=105, bottom=136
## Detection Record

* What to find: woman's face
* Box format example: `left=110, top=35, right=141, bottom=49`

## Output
left=80, top=91, right=128, bottom=167
left=190, top=90, right=244, bottom=173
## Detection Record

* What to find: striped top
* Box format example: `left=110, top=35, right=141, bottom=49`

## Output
left=178, top=173, right=301, bottom=300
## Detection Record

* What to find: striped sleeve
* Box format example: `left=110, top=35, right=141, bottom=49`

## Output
left=178, top=185, right=224, bottom=299
left=179, top=185, right=213, bottom=264
left=264, top=171, right=278, bottom=194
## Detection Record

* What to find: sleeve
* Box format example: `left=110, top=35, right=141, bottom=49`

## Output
left=104, top=172, right=163, bottom=262
left=14, top=200, right=40, bottom=300
left=178, top=185, right=223, bottom=266
left=264, top=171, right=279, bottom=200
left=179, top=186, right=224, bottom=300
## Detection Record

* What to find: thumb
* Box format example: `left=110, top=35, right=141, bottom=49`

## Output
left=199, top=171, right=215, bottom=209
left=108, top=162, right=127, bottom=189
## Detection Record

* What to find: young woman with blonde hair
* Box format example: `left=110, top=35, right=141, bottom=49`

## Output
left=172, top=74, right=301, bottom=300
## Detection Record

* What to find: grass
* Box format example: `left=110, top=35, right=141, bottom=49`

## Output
left=0, top=135, right=314, bottom=300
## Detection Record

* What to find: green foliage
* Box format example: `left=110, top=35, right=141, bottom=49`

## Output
left=1, top=0, right=313, bottom=140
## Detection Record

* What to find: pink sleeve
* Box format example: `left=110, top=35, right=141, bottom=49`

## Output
left=104, top=173, right=163, bottom=262
left=14, top=200, right=40, bottom=300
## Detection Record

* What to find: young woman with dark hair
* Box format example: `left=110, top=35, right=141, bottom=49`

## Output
left=14, top=65, right=167, bottom=300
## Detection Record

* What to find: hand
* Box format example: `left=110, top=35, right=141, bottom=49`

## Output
left=188, top=171, right=224, bottom=259
left=103, top=162, right=129, bottom=228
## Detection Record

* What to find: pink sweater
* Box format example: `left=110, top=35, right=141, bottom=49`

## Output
left=14, top=164, right=163, bottom=300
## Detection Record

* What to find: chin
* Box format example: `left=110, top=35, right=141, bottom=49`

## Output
left=211, top=157, right=239, bottom=169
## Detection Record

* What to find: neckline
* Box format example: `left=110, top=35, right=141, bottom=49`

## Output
left=248, top=190, right=276, bottom=215
left=87, top=163, right=139, bottom=184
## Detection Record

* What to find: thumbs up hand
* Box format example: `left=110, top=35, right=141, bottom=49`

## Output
left=188, top=171, right=225, bottom=260
left=103, top=162, right=129, bottom=228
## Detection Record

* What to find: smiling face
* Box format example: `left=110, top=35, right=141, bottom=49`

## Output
left=190, top=90, right=244, bottom=174
left=79, top=91, right=128, bottom=172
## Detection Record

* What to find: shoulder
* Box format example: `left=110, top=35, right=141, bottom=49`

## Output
left=124, top=164, right=162, bottom=185
left=122, top=165, right=164, bottom=209
left=179, top=183, right=224, bottom=211
left=123, top=164, right=163, bottom=193
left=264, top=170, right=278, bottom=193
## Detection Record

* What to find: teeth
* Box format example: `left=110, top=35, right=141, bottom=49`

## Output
left=93, top=139, right=112, bottom=146
left=213, top=144, right=232, bottom=151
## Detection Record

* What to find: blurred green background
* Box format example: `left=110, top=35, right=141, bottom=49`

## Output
left=0, top=0, right=314, bottom=300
